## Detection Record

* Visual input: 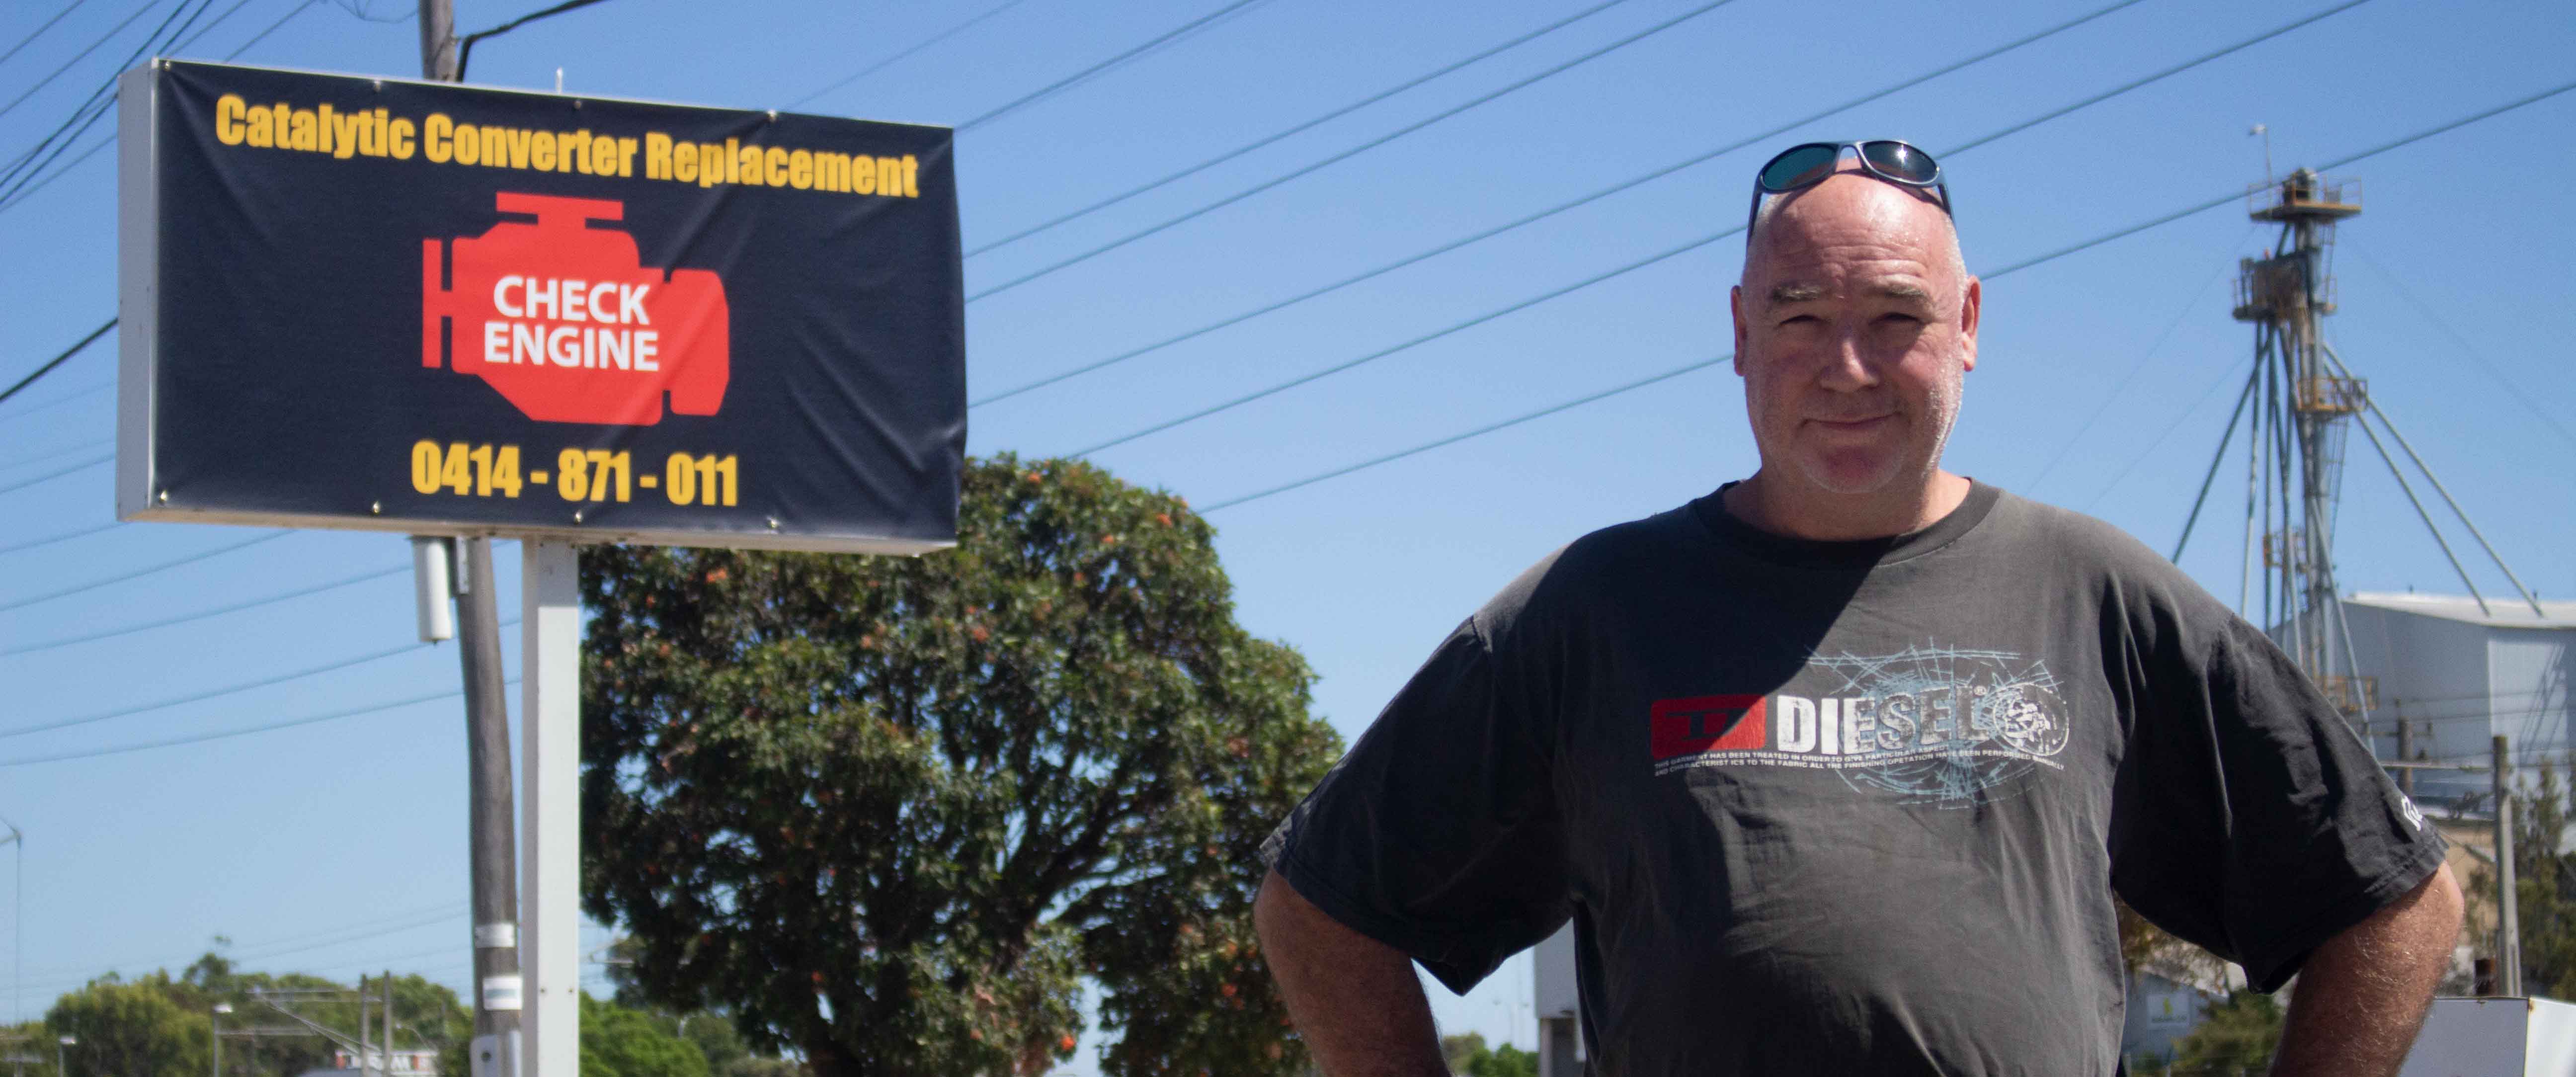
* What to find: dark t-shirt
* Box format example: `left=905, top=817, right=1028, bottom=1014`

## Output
left=1261, top=482, right=2445, bottom=1076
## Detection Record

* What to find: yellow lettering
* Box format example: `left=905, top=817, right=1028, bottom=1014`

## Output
left=644, top=132, right=672, bottom=180
left=764, top=146, right=788, bottom=186
left=614, top=137, right=636, bottom=177
left=902, top=155, right=918, bottom=197
left=531, top=131, right=556, bottom=171
left=389, top=116, right=415, bottom=159
left=699, top=143, right=724, bottom=187
left=479, top=126, right=508, bottom=167
left=724, top=137, right=740, bottom=184
left=506, top=128, right=532, bottom=169
left=245, top=103, right=274, bottom=148
left=672, top=142, right=696, bottom=183
left=738, top=144, right=765, bottom=186
left=563, top=129, right=588, bottom=173
left=330, top=109, right=362, bottom=159
left=813, top=152, right=848, bottom=193
left=423, top=113, right=452, bottom=162
left=875, top=157, right=901, bottom=198
left=788, top=149, right=811, bottom=189
left=288, top=108, right=317, bottom=152
left=850, top=155, right=876, bottom=194
left=215, top=94, right=246, bottom=146
left=317, top=103, right=334, bottom=155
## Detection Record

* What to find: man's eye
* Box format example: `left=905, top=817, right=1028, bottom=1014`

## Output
left=1878, top=312, right=1923, bottom=325
left=1777, top=315, right=1820, bottom=328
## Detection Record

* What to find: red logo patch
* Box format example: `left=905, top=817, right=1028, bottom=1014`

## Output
left=1649, top=694, right=1767, bottom=761
left=422, top=192, right=730, bottom=426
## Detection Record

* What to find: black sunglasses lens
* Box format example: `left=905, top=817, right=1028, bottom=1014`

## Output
left=1760, top=145, right=1840, bottom=191
left=1861, top=141, right=1937, bottom=183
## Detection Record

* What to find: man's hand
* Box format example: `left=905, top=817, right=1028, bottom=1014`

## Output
left=1254, top=869, right=1450, bottom=1077
left=2269, top=862, right=2465, bottom=1077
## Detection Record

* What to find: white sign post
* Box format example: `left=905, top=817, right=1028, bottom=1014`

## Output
left=520, top=541, right=582, bottom=1077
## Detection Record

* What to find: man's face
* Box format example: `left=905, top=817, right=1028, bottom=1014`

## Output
left=1730, top=171, right=1980, bottom=497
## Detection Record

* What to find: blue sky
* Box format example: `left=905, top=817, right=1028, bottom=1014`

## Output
left=1, top=0, right=2573, bottom=1070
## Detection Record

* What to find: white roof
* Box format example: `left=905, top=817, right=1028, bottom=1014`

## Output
left=2346, top=592, right=2576, bottom=629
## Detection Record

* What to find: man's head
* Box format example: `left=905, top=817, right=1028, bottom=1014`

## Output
left=1731, top=154, right=1979, bottom=504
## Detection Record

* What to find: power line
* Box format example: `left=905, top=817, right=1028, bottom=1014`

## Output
left=0, top=0, right=323, bottom=216
left=954, top=0, right=1269, bottom=132
left=453, top=0, right=616, bottom=82
left=2021, top=226, right=2252, bottom=497
left=1063, top=1, right=2370, bottom=461
left=0, top=0, right=96, bottom=71
left=0, top=452, right=108, bottom=497
left=2083, top=357, right=2256, bottom=516
left=965, top=0, right=1739, bottom=303
left=0, top=560, right=405, bottom=656
left=964, top=0, right=1635, bottom=257
left=0, top=635, right=435, bottom=740
left=963, top=0, right=2157, bottom=408
left=0, top=677, right=514, bottom=768
left=0, top=0, right=160, bottom=126
left=2345, top=244, right=2576, bottom=452
left=0, top=0, right=211, bottom=202
left=0, top=530, right=285, bottom=615
left=0, top=436, right=112, bottom=472
left=0, top=318, right=113, bottom=407
left=1198, top=77, right=2576, bottom=513
left=0, top=520, right=121, bottom=556
left=0, top=379, right=111, bottom=425
left=20, top=900, right=467, bottom=994
left=786, top=0, right=1045, bottom=110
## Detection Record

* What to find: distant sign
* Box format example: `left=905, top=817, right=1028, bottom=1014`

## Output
left=117, top=60, right=963, bottom=553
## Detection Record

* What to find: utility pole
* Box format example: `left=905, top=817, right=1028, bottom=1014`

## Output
left=2496, top=735, right=2522, bottom=996
left=2395, top=716, right=2414, bottom=797
left=418, top=0, right=523, bottom=1070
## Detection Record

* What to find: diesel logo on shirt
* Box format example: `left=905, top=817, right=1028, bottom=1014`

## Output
left=1648, top=645, right=2074, bottom=806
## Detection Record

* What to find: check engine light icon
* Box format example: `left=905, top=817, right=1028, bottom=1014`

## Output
left=422, top=192, right=730, bottom=425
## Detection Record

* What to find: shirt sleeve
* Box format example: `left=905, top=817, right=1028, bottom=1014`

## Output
left=1260, top=618, right=1571, bottom=995
left=2109, top=598, right=2448, bottom=993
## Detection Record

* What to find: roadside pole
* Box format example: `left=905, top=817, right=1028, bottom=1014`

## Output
left=521, top=542, right=581, bottom=1077
left=2495, top=735, right=2521, bottom=996
left=416, top=0, right=525, bottom=1070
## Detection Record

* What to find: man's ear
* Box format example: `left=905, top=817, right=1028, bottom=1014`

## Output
left=1958, top=276, right=1981, bottom=373
left=1730, top=284, right=1749, bottom=374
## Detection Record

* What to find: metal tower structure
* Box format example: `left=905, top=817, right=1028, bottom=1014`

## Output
left=2171, top=167, right=2547, bottom=742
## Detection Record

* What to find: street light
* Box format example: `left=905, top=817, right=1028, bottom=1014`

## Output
left=53, top=1036, right=70, bottom=1077
left=212, top=1004, right=234, bottom=1077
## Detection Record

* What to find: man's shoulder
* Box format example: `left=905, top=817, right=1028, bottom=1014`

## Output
left=1470, top=502, right=1706, bottom=633
left=1979, top=485, right=2182, bottom=579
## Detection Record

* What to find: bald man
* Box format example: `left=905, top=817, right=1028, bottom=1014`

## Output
left=1254, top=143, right=2462, bottom=1077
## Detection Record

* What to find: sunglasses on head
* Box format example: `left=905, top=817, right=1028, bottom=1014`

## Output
left=1747, top=140, right=1951, bottom=234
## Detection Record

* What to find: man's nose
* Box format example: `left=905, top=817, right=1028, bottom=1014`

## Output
left=1816, top=329, right=1879, bottom=391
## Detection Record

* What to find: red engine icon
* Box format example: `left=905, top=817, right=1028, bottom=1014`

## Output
left=422, top=192, right=729, bottom=425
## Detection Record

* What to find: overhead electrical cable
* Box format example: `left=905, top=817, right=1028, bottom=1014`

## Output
left=2084, top=358, right=2258, bottom=516
left=1196, top=77, right=2576, bottom=513
left=966, top=0, right=1741, bottom=302
left=0, top=520, right=122, bottom=557
left=0, top=0, right=160, bottom=125
left=965, top=0, right=1636, bottom=256
left=0, top=677, right=515, bottom=767
left=0, top=380, right=111, bottom=425
left=786, top=0, right=1046, bottom=109
left=0, top=530, right=285, bottom=614
left=0, top=436, right=112, bottom=472
left=0, top=0, right=319, bottom=216
left=0, top=0, right=96, bottom=71
left=0, top=453, right=108, bottom=497
left=965, top=0, right=2159, bottom=408
left=0, top=619, right=518, bottom=740
left=953, top=0, right=1269, bottom=132
left=2346, top=245, right=2576, bottom=452
left=0, top=561, right=405, bottom=655
left=1063, top=0, right=2376, bottom=459
left=0, top=0, right=210, bottom=200
left=0, top=318, right=113, bottom=407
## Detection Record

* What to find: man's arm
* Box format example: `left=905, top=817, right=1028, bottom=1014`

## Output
left=1255, top=869, right=1449, bottom=1077
left=2269, top=862, right=2466, bottom=1077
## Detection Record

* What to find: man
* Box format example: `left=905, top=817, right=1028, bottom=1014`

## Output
left=1253, top=141, right=2464, bottom=1076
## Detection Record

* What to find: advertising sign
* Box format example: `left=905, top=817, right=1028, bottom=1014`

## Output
left=117, top=60, right=963, bottom=553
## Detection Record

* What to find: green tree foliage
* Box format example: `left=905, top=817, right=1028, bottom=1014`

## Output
left=2160, top=990, right=2284, bottom=1074
left=1439, top=1033, right=1487, bottom=1073
left=582, top=993, right=711, bottom=1077
left=1461, top=1043, right=1538, bottom=1077
left=580, top=455, right=1343, bottom=1077
left=2467, top=759, right=2576, bottom=997
left=47, top=974, right=207, bottom=1077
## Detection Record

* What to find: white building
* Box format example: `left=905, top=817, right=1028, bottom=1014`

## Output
left=2338, top=592, right=2576, bottom=805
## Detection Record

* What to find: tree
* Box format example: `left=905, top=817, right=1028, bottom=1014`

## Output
left=1462, top=1043, right=1538, bottom=1077
left=581, top=455, right=1344, bottom=1077
left=2467, top=757, right=2576, bottom=997
left=48, top=974, right=207, bottom=1077
left=582, top=994, right=710, bottom=1077
left=2160, top=990, right=2284, bottom=1074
